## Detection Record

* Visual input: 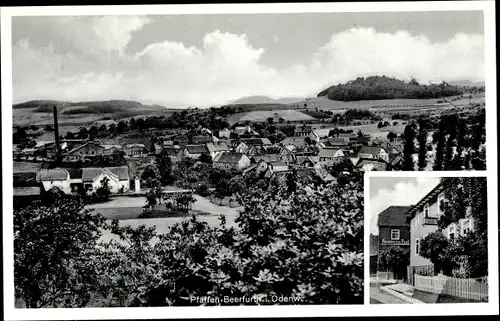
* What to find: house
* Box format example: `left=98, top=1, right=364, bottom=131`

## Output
left=123, top=143, right=146, bottom=156
left=206, top=142, right=231, bottom=159
left=279, top=137, right=309, bottom=150
left=234, top=126, right=259, bottom=136
left=278, top=147, right=296, bottom=164
left=376, top=206, right=413, bottom=275
left=295, top=125, right=313, bottom=137
left=235, top=142, right=250, bottom=154
left=357, top=146, right=389, bottom=162
left=240, top=137, right=272, bottom=147
left=179, top=144, right=210, bottom=160
left=327, top=137, right=350, bottom=148
left=312, top=128, right=330, bottom=140
left=355, top=158, right=388, bottom=171
left=82, top=166, right=130, bottom=194
left=251, top=154, right=280, bottom=164
left=36, top=168, right=72, bottom=194
left=318, top=147, right=345, bottom=163
left=406, top=182, right=444, bottom=270
left=62, top=141, right=105, bottom=162
left=213, top=152, right=251, bottom=171
left=219, top=128, right=231, bottom=139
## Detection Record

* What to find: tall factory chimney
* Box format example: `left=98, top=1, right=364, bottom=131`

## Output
left=53, top=105, right=61, bottom=157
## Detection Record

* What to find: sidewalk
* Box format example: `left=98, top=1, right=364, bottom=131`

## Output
left=381, top=283, right=425, bottom=304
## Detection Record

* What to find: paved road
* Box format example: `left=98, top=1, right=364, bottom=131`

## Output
left=370, top=285, right=408, bottom=304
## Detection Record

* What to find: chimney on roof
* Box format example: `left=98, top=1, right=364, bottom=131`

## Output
left=53, top=105, right=61, bottom=157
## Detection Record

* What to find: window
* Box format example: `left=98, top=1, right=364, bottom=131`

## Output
left=438, top=193, right=445, bottom=215
left=461, top=219, right=474, bottom=235
left=391, top=229, right=400, bottom=240
left=449, top=224, right=456, bottom=240
left=424, top=204, right=429, bottom=217
left=415, top=238, right=420, bottom=255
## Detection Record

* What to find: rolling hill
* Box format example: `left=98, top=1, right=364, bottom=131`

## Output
left=230, top=95, right=305, bottom=105
left=13, top=100, right=167, bottom=114
left=317, top=76, right=464, bottom=101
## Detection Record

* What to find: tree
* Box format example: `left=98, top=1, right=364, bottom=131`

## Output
left=417, top=118, right=429, bottom=170
left=419, top=232, right=451, bottom=275
left=402, top=122, right=417, bottom=170
left=266, top=117, right=274, bottom=125
left=95, top=177, right=112, bottom=202
left=155, top=148, right=173, bottom=185
left=199, top=153, right=213, bottom=164
left=145, top=189, right=158, bottom=211
left=433, top=120, right=446, bottom=170
left=379, top=247, right=410, bottom=280
left=14, top=195, right=107, bottom=308
left=387, top=131, right=397, bottom=142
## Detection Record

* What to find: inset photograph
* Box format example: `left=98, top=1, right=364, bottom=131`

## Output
left=369, top=175, right=488, bottom=304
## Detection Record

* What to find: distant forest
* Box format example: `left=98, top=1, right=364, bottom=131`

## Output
left=317, top=76, right=471, bottom=101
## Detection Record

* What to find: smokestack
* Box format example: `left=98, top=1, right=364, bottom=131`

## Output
left=53, top=105, right=61, bottom=157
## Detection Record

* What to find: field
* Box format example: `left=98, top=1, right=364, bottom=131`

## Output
left=90, top=194, right=241, bottom=244
left=230, top=109, right=315, bottom=124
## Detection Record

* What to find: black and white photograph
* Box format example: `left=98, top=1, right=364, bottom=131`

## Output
left=369, top=175, right=488, bottom=304
left=1, top=1, right=498, bottom=319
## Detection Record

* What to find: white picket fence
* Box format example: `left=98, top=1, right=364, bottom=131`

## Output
left=414, top=274, right=488, bottom=301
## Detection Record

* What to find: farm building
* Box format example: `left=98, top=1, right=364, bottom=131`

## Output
left=295, top=125, right=313, bottom=137
left=357, top=146, right=389, bottom=162
left=218, top=128, right=231, bottom=139
left=213, top=152, right=251, bottom=171
left=36, top=168, right=72, bottom=194
left=63, top=141, right=105, bottom=162
left=318, top=147, right=345, bottom=163
left=355, top=158, right=388, bottom=171
left=82, top=166, right=130, bottom=194
left=179, top=145, right=210, bottom=160
left=206, top=142, right=231, bottom=159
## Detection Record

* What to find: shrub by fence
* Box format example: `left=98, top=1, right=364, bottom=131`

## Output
left=414, top=274, right=488, bottom=302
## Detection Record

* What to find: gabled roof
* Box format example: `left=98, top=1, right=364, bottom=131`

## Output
left=318, top=147, right=343, bottom=158
left=405, top=182, right=444, bottom=222
left=377, top=206, right=413, bottom=227
left=279, top=136, right=308, bottom=147
left=82, top=166, right=128, bottom=182
left=252, top=154, right=279, bottom=163
left=185, top=144, right=209, bottom=154
left=36, top=168, right=69, bottom=181
left=13, top=171, right=38, bottom=187
left=359, top=146, right=387, bottom=155
left=328, top=137, right=350, bottom=146
left=192, top=135, right=213, bottom=143
left=214, top=152, right=246, bottom=164
left=240, top=138, right=272, bottom=146
left=356, top=158, right=388, bottom=171
left=14, top=186, right=42, bottom=197
left=206, top=142, right=230, bottom=152
left=107, top=166, right=130, bottom=180
left=65, top=142, right=103, bottom=155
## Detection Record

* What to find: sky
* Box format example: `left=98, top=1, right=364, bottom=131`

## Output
left=369, top=177, right=441, bottom=235
left=11, top=11, right=484, bottom=107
